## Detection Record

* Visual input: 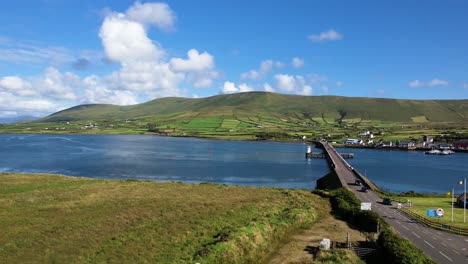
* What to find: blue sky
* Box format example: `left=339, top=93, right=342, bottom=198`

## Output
left=0, top=0, right=467, bottom=117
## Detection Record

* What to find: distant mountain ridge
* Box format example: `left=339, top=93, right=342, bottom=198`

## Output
left=0, top=116, right=38, bottom=124
left=41, top=92, right=468, bottom=123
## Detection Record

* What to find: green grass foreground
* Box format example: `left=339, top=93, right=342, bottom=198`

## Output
left=0, top=173, right=325, bottom=263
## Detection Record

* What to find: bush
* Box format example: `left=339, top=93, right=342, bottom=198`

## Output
left=377, top=227, right=435, bottom=264
left=328, top=188, right=434, bottom=264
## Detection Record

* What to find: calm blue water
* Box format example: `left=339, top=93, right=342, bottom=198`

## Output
left=0, top=134, right=327, bottom=189
left=0, top=134, right=466, bottom=193
left=340, top=148, right=468, bottom=194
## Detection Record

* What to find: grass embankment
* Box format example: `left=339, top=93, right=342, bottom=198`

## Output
left=316, top=188, right=435, bottom=264
left=0, top=173, right=323, bottom=263
left=388, top=196, right=468, bottom=229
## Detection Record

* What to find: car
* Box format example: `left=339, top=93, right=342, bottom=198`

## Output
left=355, top=179, right=362, bottom=186
left=383, top=198, right=392, bottom=205
left=360, top=186, right=368, bottom=193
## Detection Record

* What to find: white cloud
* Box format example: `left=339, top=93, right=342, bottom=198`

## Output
left=0, top=91, right=62, bottom=117
left=274, top=74, right=313, bottom=95
left=264, top=83, right=274, bottom=92
left=0, top=76, right=35, bottom=96
left=292, top=57, right=304, bottom=68
left=409, top=80, right=424, bottom=87
left=428, top=78, right=448, bottom=87
left=464, top=83, right=468, bottom=89
left=222, top=81, right=238, bottom=94
left=409, top=79, right=448, bottom=87
left=221, top=82, right=253, bottom=94
left=126, top=1, right=176, bottom=31
left=170, top=49, right=214, bottom=72
left=36, top=67, right=78, bottom=100
left=240, top=59, right=282, bottom=80
left=308, top=29, right=343, bottom=42
left=81, top=75, right=138, bottom=105
left=100, top=14, right=165, bottom=63
left=275, top=74, right=296, bottom=91
left=240, top=70, right=260, bottom=81
left=336, top=81, right=343, bottom=87
left=239, top=83, right=253, bottom=92
left=170, top=49, right=218, bottom=88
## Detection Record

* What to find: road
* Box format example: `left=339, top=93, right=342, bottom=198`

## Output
left=321, top=141, right=468, bottom=263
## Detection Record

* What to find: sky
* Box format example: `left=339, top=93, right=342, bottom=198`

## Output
left=0, top=0, right=467, bottom=118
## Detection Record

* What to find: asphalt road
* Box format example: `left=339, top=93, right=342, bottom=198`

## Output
left=321, top=141, right=468, bottom=263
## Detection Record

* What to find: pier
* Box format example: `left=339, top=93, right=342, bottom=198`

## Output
left=305, top=146, right=354, bottom=159
left=305, top=152, right=354, bottom=159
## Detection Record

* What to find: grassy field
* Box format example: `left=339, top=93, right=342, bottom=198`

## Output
left=0, top=173, right=327, bottom=263
left=393, top=196, right=468, bottom=228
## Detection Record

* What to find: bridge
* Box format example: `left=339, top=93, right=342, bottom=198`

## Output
left=316, top=140, right=468, bottom=264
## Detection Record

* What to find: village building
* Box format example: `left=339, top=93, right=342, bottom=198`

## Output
left=454, top=140, right=468, bottom=150
left=398, top=140, right=416, bottom=149
left=457, top=193, right=468, bottom=208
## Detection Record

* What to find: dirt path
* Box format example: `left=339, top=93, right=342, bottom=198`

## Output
left=269, top=204, right=366, bottom=264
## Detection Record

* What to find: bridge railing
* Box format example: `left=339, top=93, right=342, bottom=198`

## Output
left=400, top=208, right=468, bottom=236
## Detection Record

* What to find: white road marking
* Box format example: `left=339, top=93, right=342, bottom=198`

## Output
left=461, top=248, right=466, bottom=251
left=412, top=232, right=421, bottom=238
left=437, top=232, right=442, bottom=235
left=452, top=249, right=461, bottom=255
left=401, top=224, right=410, bottom=230
left=424, top=240, right=435, bottom=248
left=439, top=251, right=453, bottom=262
left=441, top=242, right=448, bottom=247
left=431, top=236, right=437, bottom=240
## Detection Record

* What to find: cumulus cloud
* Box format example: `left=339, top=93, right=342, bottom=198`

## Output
left=222, top=82, right=252, bottom=94
left=274, top=74, right=312, bottom=95
left=0, top=2, right=221, bottom=117
left=170, top=49, right=214, bottom=72
left=292, top=57, right=304, bottom=68
left=264, top=83, right=274, bottom=92
left=308, top=29, right=343, bottom=42
left=240, top=59, right=282, bottom=80
left=0, top=76, right=35, bottom=96
left=169, top=49, right=218, bottom=88
left=126, top=1, right=176, bottom=31
left=409, top=79, right=448, bottom=87
left=81, top=75, right=138, bottom=105
left=336, top=81, right=343, bottom=87
left=100, top=14, right=165, bottom=63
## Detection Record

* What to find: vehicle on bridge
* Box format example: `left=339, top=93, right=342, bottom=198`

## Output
left=355, top=178, right=362, bottom=186
left=383, top=198, right=392, bottom=205
left=360, top=186, right=368, bottom=193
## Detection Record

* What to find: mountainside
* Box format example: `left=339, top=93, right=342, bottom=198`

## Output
left=41, top=92, right=468, bottom=123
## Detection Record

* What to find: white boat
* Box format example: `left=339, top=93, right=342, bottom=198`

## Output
left=441, top=150, right=455, bottom=155
left=425, top=149, right=455, bottom=155
left=425, top=149, right=441, bottom=155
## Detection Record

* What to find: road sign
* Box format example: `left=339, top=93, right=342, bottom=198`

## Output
left=361, top=202, right=372, bottom=211
left=426, top=209, right=437, bottom=217
left=436, top=208, right=444, bottom=217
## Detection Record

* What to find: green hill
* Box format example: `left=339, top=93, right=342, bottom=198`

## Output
left=42, top=92, right=468, bottom=123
